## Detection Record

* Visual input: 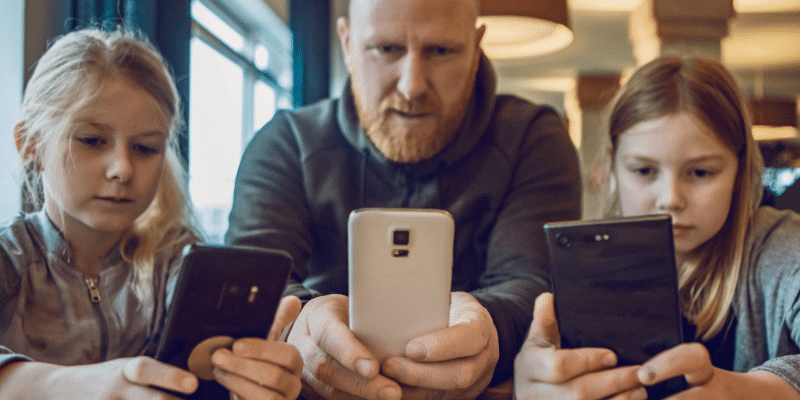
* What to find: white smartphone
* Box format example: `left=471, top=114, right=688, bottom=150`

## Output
left=348, top=208, right=454, bottom=361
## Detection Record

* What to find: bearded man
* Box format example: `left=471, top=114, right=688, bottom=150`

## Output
left=226, top=0, right=581, bottom=398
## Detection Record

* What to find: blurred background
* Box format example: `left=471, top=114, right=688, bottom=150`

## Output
left=3, top=0, right=799, bottom=240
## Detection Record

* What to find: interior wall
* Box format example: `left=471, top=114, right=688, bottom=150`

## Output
left=0, top=0, right=24, bottom=221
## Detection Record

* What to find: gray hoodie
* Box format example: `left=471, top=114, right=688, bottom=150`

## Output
left=0, top=211, right=179, bottom=368
left=225, top=54, right=583, bottom=383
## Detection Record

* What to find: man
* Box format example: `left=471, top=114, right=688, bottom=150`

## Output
left=225, top=0, right=581, bottom=398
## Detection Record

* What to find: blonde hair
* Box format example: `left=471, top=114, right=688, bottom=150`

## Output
left=15, top=27, right=201, bottom=312
left=605, top=56, right=763, bottom=340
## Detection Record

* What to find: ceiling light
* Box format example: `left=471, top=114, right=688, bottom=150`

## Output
left=734, top=0, right=800, bottom=12
left=478, top=0, right=574, bottom=59
left=750, top=98, right=799, bottom=141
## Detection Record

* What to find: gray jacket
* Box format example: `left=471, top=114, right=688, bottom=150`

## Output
left=0, top=211, right=178, bottom=368
left=738, top=206, right=800, bottom=391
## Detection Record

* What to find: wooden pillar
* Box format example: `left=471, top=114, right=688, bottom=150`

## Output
left=629, top=0, right=734, bottom=64
left=575, top=73, right=621, bottom=219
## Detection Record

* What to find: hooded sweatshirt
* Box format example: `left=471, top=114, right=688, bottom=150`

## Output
left=226, top=54, right=582, bottom=383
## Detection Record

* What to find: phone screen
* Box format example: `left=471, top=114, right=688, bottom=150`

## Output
left=545, top=214, right=686, bottom=399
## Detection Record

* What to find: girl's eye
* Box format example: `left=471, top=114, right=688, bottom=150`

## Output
left=634, top=167, right=655, bottom=176
left=134, top=144, right=161, bottom=156
left=692, top=169, right=714, bottom=178
left=74, top=136, right=103, bottom=147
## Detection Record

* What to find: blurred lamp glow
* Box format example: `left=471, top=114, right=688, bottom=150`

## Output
left=479, top=0, right=573, bottom=59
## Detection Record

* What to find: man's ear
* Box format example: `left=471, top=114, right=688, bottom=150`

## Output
left=13, top=122, right=38, bottom=169
left=337, top=16, right=354, bottom=74
left=475, top=22, right=487, bottom=48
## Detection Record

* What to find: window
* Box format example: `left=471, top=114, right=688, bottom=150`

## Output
left=189, top=0, right=292, bottom=243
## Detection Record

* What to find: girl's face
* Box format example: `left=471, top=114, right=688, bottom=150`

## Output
left=42, top=78, right=170, bottom=241
left=614, top=112, right=739, bottom=263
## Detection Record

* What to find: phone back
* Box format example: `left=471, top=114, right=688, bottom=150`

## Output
left=155, top=244, right=292, bottom=399
left=545, top=214, right=686, bottom=399
left=348, top=208, right=453, bottom=361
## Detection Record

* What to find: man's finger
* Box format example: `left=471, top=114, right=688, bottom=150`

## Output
left=405, top=292, right=494, bottom=362
left=304, top=295, right=380, bottom=379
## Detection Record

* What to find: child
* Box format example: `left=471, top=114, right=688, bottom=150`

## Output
left=0, top=27, right=302, bottom=399
left=514, top=56, right=800, bottom=399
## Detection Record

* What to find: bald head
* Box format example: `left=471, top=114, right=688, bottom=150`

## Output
left=337, top=0, right=486, bottom=163
left=347, top=0, right=480, bottom=27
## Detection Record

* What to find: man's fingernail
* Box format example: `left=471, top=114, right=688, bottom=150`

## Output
left=379, top=386, right=402, bottom=400
left=355, top=359, right=374, bottom=378
left=406, top=342, right=426, bottom=359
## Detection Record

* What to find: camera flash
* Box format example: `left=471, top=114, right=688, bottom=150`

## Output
left=248, top=286, right=259, bottom=303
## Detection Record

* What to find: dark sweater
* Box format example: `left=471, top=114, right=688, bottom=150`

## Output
left=225, top=54, right=582, bottom=383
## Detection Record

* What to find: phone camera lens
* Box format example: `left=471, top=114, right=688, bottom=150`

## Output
left=393, top=229, right=410, bottom=245
left=556, top=234, right=571, bottom=248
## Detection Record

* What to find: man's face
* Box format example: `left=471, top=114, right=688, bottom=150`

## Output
left=338, top=0, right=485, bottom=163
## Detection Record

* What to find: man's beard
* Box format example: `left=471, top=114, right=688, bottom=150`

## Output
left=353, top=88, right=468, bottom=164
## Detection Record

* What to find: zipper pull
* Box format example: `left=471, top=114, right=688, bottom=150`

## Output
left=85, top=277, right=101, bottom=303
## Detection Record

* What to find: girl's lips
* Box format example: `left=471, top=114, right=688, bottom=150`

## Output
left=672, top=224, right=692, bottom=236
left=97, top=196, right=133, bottom=203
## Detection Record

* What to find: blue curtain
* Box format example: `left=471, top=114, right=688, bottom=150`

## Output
left=70, top=0, right=192, bottom=161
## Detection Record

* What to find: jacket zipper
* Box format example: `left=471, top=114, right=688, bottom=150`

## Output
left=85, top=277, right=101, bottom=302
left=84, top=277, right=109, bottom=360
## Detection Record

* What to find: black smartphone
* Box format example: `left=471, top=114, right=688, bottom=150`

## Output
left=155, top=243, right=292, bottom=399
left=544, top=214, right=686, bottom=399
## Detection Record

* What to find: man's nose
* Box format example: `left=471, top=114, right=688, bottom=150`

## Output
left=396, top=52, right=428, bottom=101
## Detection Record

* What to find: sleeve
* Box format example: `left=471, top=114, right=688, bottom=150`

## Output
left=0, top=243, right=32, bottom=370
left=224, top=113, right=320, bottom=302
left=748, top=209, right=800, bottom=393
left=470, top=105, right=582, bottom=384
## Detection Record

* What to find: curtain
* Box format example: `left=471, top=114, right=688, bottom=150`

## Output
left=70, top=0, right=192, bottom=162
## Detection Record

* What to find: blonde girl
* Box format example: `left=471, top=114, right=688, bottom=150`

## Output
left=515, top=56, right=800, bottom=400
left=0, top=27, right=302, bottom=399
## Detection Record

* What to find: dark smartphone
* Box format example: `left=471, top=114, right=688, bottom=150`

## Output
left=544, top=214, right=687, bottom=399
left=154, top=243, right=292, bottom=399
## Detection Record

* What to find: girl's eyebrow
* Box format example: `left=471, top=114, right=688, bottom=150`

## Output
left=72, top=119, right=168, bottom=139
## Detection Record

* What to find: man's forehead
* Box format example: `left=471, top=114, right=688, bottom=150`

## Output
left=349, top=0, right=478, bottom=37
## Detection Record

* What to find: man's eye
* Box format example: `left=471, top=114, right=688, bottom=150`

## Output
left=378, top=45, right=402, bottom=54
left=431, top=46, right=454, bottom=56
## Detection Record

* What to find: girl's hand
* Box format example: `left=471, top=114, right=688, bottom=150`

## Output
left=212, top=295, right=304, bottom=400
left=0, top=356, right=198, bottom=399
left=639, top=343, right=800, bottom=400
left=514, top=292, right=646, bottom=400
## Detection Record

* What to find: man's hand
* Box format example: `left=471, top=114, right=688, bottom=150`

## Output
left=381, top=292, right=499, bottom=400
left=286, top=294, right=403, bottom=400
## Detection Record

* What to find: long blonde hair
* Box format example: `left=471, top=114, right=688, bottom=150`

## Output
left=15, top=27, right=201, bottom=312
left=605, top=56, right=763, bottom=340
